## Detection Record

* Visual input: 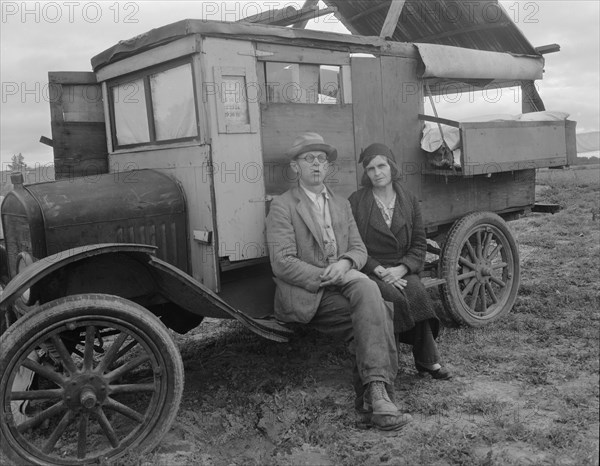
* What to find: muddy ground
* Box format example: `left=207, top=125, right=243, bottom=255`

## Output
left=132, top=168, right=598, bottom=466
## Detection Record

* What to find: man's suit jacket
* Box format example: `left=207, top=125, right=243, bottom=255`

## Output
left=266, top=185, right=367, bottom=323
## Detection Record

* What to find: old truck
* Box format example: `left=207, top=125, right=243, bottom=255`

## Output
left=0, top=2, right=576, bottom=464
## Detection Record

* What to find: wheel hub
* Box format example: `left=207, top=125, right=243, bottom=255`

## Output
left=474, top=259, right=493, bottom=282
left=480, top=264, right=493, bottom=277
left=64, top=373, right=108, bottom=411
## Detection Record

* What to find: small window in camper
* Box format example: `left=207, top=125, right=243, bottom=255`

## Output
left=264, top=63, right=342, bottom=104
left=109, top=60, right=198, bottom=149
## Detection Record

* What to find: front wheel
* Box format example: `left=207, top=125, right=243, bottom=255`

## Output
left=0, top=294, right=184, bottom=465
left=440, top=212, right=520, bottom=327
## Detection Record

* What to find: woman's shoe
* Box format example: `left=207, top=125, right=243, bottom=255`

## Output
left=415, top=363, right=452, bottom=380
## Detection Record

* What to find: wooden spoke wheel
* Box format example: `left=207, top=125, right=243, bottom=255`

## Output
left=0, top=294, right=183, bottom=465
left=440, top=212, right=520, bottom=327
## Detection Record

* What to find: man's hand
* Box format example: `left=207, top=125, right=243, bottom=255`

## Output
left=319, top=259, right=353, bottom=287
left=379, top=265, right=409, bottom=290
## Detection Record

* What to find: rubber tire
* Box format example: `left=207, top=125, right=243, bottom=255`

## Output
left=440, top=212, right=520, bottom=327
left=0, top=294, right=184, bottom=465
left=0, top=243, right=15, bottom=336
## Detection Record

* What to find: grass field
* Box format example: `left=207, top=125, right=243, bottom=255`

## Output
left=127, top=165, right=598, bottom=466
left=2, top=166, right=597, bottom=465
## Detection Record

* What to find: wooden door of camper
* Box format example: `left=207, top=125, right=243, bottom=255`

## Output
left=201, top=38, right=266, bottom=265
left=48, top=72, right=108, bottom=179
left=258, top=44, right=356, bottom=199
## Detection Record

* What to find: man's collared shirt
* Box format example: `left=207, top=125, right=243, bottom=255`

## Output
left=299, top=184, right=338, bottom=263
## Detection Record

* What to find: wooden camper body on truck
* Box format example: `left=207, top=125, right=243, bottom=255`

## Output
left=0, top=17, right=576, bottom=466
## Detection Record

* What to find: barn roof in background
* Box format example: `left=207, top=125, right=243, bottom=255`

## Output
left=321, top=0, right=540, bottom=55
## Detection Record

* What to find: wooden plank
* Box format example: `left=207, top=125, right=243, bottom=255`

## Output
left=39, top=136, right=53, bottom=147
left=421, top=277, right=446, bottom=288
left=95, top=36, right=198, bottom=82
left=535, top=44, right=560, bottom=54
left=277, top=7, right=338, bottom=27
left=424, top=78, right=519, bottom=96
left=381, top=55, right=423, bottom=196
left=351, top=57, right=385, bottom=186
left=418, top=113, right=460, bottom=128
left=532, top=203, right=561, bottom=214
left=256, top=43, right=350, bottom=65
left=565, top=120, right=578, bottom=166
left=61, top=84, right=104, bottom=122
left=461, top=121, right=567, bottom=171
left=347, top=3, right=389, bottom=22
left=293, top=0, right=319, bottom=28
left=521, top=80, right=545, bottom=113
left=239, top=6, right=297, bottom=24
left=260, top=103, right=356, bottom=198
left=239, top=4, right=336, bottom=27
left=380, top=0, right=406, bottom=38
left=421, top=169, right=536, bottom=230
left=49, top=72, right=98, bottom=84
left=48, top=73, right=108, bottom=180
left=415, top=21, right=512, bottom=42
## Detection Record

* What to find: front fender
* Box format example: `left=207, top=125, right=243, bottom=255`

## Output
left=0, top=243, right=156, bottom=311
left=0, top=244, right=292, bottom=342
left=147, top=257, right=293, bottom=342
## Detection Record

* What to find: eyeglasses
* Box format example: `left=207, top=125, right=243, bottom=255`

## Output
left=297, top=153, right=328, bottom=164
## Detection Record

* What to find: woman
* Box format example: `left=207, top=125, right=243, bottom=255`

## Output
left=349, top=143, right=451, bottom=380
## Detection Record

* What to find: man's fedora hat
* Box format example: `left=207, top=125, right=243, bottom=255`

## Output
left=286, top=132, right=337, bottom=161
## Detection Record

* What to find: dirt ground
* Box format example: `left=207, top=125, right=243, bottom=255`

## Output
left=1, top=168, right=596, bottom=466
left=128, top=167, right=598, bottom=466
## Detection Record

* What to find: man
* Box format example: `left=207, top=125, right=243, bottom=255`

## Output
left=266, top=132, right=412, bottom=430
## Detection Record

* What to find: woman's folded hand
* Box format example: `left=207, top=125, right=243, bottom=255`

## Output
left=380, top=266, right=408, bottom=290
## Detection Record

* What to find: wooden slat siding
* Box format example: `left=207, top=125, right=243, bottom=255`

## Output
left=48, top=72, right=108, bottom=180
left=260, top=103, right=356, bottom=198
left=256, top=43, right=350, bottom=65
left=380, top=0, right=406, bottom=38
left=351, top=57, right=385, bottom=187
left=461, top=121, right=568, bottom=174
left=381, top=55, right=423, bottom=197
left=420, top=169, right=536, bottom=230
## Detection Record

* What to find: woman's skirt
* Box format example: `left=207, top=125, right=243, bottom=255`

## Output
left=371, top=274, right=439, bottom=343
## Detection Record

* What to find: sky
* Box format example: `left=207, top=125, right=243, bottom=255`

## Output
left=1, top=0, right=599, bottom=166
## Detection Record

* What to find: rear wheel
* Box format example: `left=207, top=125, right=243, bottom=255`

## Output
left=440, top=212, right=520, bottom=327
left=0, top=294, right=184, bottom=465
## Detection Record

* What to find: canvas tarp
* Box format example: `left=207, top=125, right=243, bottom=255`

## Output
left=415, top=43, right=544, bottom=81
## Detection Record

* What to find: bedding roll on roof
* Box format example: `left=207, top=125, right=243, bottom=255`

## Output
left=415, top=43, right=544, bottom=81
